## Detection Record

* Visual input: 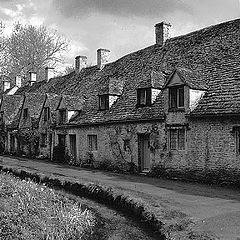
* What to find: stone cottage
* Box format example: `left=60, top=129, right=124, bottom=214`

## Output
left=6, top=18, right=240, bottom=176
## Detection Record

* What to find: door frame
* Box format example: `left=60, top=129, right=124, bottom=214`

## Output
left=138, top=133, right=150, bottom=172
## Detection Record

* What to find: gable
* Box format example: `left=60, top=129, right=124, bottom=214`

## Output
left=167, top=72, right=184, bottom=87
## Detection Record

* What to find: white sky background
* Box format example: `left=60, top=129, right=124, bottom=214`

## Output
left=0, top=0, right=239, bottom=70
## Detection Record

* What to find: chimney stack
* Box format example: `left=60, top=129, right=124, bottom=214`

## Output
left=45, top=67, right=54, bottom=82
left=75, top=56, right=87, bottom=73
left=29, top=71, right=37, bottom=86
left=155, top=22, right=171, bottom=46
left=15, top=75, right=21, bottom=88
left=2, top=78, right=10, bottom=92
left=97, top=48, right=110, bottom=70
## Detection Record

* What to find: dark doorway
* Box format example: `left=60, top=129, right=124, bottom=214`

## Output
left=69, top=134, right=77, bottom=160
left=138, top=134, right=150, bottom=171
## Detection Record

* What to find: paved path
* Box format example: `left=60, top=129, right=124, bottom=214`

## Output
left=1, top=156, right=240, bottom=239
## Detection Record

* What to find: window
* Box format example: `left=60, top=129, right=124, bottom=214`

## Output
left=59, top=109, right=66, bottom=124
left=235, top=130, right=240, bottom=154
left=169, top=86, right=184, bottom=109
left=99, top=95, right=109, bottom=110
left=40, top=133, right=47, bottom=147
left=88, top=135, right=97, bottom=151
left=137, top=88, right=151, bottom=106
left=169, top=129, right=185, bottom=150
left=43, top=107, right=50, bottom=121
left=0, top=112, right=3, bottom=123
left=23, top=108, right=28, bottom=119
left=124, top=139, right=130, bottom=151
left=58, top=134, right=66, bottom=147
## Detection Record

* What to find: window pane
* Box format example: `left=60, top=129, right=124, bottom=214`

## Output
left=178, top=129, right=185, bottom=150
left=170, top=88, right=177, bottom=108
left=139, top=89, right=146, bottom=105
left=99, top=95, right=109, bottom=110
left=170, top=129, right=177, bottom=150
left=178, top=87, right=184, bottom=107
left=88, top=135, right=97, bottom=151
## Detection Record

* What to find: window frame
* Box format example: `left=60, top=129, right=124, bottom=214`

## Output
left=169, top=128, right=186, bottom=151
left=99, top=94, right=109, bottom=110
left=169, top=86, right=185, bottom=109
left=23, top=108, right=28, bottom=120
left=43, top=107, right=50, bottom=122
left=59, top=109, right=66, bottom=124
left=88, top=134, right=98, bottom=151
left=235, top=130, right=240, bottom=155
left=137, top=88, right=152, bottom=107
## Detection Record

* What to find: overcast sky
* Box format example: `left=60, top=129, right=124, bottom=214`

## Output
left=0, top=0, right=239, bottom=69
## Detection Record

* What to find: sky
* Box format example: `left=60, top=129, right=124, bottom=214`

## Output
left=0, top=0, right=239, bottom=70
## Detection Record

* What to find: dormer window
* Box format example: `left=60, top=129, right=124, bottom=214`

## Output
left=43, top=107, right=50, bottom=121
left=137, top=88, right=151, bottom=107
left=99, top=95, right=109, bottom=110
left=23, top=108, right=28, bottom=119
left=169, top=86, right=184, bottom=109
left=59, top=109, right=66, bottom=124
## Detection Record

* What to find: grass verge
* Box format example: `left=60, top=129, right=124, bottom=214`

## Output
left=0, top=171, right=95, bottom=240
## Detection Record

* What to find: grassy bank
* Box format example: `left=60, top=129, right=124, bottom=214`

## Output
left=0, top=172, right=95, bottom=240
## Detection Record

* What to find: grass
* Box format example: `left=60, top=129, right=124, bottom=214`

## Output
left=0, top=171, right=96, bottom=240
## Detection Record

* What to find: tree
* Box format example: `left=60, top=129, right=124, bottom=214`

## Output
left=0, top=21, right=7, bottom=74
left=6, top=23, right=68, bottom=84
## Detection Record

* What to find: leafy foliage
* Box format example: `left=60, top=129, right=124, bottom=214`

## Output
left=5, top=23, right=68, bottom=83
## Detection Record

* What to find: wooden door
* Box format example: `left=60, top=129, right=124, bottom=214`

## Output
left=10, top=134, right=15, bottom=153
left=69, top=134, right=77, bottom=160
left=138, top=134, right=150, bottom=171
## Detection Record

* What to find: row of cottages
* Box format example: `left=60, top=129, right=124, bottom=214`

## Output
left=0, top=18, right=240, bottom=176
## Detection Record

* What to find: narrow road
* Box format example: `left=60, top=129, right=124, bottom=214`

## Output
left=1, top=156, right=240, bottom=239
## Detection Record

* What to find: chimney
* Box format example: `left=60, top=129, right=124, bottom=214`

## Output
left=29, top=71, right=37, bottom=86
left=2, top=79, right=10, bottom=92
left=155, top=22, right=171, bottom=46
left=45, top=67, right=54, bottom=82
left=15, top=75, right=21, bottom=88
left=97, top=48, right=110, bottom=70
left=75, top=56, right=87, bottom=73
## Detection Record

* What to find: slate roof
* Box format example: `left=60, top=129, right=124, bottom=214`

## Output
left=23, top=93, right=46, bottom=120
left=57, top=95, right=85, bottom=111
left=0, top=95, right=24, bottom=127
left=13, top=18, right=240, bottom=121
left=45, top=93, right=61, bottom=123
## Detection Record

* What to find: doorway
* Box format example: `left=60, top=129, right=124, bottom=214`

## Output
left=69, top=134, right=77, bottom=160
left=138, top=134, right=150, bottom=171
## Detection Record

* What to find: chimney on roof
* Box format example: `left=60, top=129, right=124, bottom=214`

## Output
left=155, top=22, right=171, bottom=46
left=15, top=75, right=21, bottom=88
left=97, top=48, right=110, bottom=70
left=29, top=71, right=37, bottom=86
left=2, top=77, right=10, bottom=92
left=45, top=67, right=54, bottom=82
left=75, top=56, right=87, bottom=73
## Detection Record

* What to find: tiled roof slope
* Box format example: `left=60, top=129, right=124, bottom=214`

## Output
left=57, top=95, right=85, bottom=111
left=14, top=18, right=240, bottom=121
left=24, top=93, right=46, bottom=120
left=45, top=93, right=61, bottom=123
left=0, top=95, right=24, bottom=127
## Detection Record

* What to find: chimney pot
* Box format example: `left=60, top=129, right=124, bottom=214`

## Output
left=29, top=71, right=37, bottom=86
left=15, top=75, right=21, bottom=88
left=97, top=48, right=110, bottom=70
left=2, top=78, right=10, bottom=92
left=155, top=21, right=171, bottom=46
left=75, top=56, right=87, bottom=73
left=45, top=67, right=54, bottom=82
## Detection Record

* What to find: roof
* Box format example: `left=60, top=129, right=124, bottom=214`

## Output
left=13, top=18, right=240, bottom=120
left=57, top=95, right=85, bottom=111
left=23, top=93, right=46, bottom=120
left=45, top=93, right=61, bottom=123
left=0, top=95, right=24, bottom=127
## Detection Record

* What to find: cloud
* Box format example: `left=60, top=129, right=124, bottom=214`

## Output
left=52, top=0, right=191, bottom=19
